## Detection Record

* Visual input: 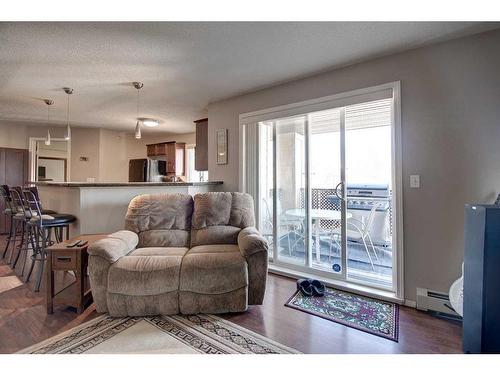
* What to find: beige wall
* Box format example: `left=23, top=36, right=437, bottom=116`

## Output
left=99, top=129, right=128, bottom=182
left=0, top=121, right=196, bottom=182
left=208, top=29, right=500, bottom=302
left=0, top=122, right=28, bottom=149
left=70, top=128, right=101, bottom=182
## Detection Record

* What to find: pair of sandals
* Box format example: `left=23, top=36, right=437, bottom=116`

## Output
left=297, top=279, right=325, bottom=297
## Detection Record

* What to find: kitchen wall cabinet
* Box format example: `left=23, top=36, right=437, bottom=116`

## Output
left=146, top=141, right=186, bottom=176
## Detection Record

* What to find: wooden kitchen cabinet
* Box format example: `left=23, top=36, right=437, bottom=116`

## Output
left=146, top=144, right=156, bottom=157
left=165, top=142, right=176, bottom=173
left=147, top=143, right=166, bottom=157
left=146, top=141, right=186, bottom=176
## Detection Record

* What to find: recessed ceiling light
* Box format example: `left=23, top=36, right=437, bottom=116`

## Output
left=141, top=118, right=160, bottom=127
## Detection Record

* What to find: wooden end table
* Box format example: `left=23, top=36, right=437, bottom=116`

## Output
left=46, top=234, right=107, bottom=314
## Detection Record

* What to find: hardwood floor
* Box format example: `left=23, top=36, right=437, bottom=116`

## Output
left=0, top=235, right=462, bottom=354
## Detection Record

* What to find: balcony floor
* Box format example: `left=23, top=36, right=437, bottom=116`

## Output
left=270, top=232, right=393, bottom=287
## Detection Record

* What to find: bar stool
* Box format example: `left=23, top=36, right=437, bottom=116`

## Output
left=0, top=185, right=16, bottom=259
left=7, top=186, right=59, bottom=268
left=24, top=186, right=58, bottom=229
left=8, top=187, right=51, bottom=280
left=7, top=187, right=32, bottom=270
left=23, top=189, right=76, bottom=292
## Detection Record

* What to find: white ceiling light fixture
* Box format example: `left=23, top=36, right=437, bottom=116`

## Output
left=133, top=81, right=144, bottom=139
left=141, top=118, right=160, bottom=128
left=63, top=87, right=73, bottom=140
left=43, top=99, right=54, bottom=146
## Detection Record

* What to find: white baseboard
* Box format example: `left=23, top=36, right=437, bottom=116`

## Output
left=404, top=299, right=417, bottom=308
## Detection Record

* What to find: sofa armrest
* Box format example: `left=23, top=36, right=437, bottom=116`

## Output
left=237, top=227, right=268, bottom=258
left=88, top=230, right=139, bottom=263
left=238, top=227, right=268, bottom=305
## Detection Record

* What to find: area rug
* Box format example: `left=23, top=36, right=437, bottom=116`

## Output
left=18, top=314, right=300, bottom=354
left=285, top=287, right=399, bottom=341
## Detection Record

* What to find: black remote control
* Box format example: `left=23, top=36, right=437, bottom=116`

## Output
left=66, top=240, right=82, bottom=248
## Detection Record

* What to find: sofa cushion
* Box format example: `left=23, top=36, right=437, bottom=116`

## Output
left=190, top=192, right=255, bottom=247
left=129, top=247, right=189, bottom=257
left=192, top=192, right=232, bottom=228
left=187, top=244, right=240, bottom=254
left=180, top=244, right=248, bottom=294
left=125, top=193, right=193, bottom=247
left=228, top=192, right=256, bottom=228
left=179, top=288, right=247, bottom=315
left=108, top=255, right=182, bottom=296
left=138, top=230, right=190, bottom=248
left=190, top=226, right=241, bottom=247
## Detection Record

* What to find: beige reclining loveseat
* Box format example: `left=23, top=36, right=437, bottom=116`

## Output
left=88, top=192, right=268, bottom=316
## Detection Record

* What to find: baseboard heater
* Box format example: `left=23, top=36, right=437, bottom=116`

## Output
left=416, top=288, right=461, bottom=319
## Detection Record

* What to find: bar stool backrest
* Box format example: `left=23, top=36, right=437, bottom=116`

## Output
left=26, top=186, right=44, bottom=210
left=22, top=189, right=44, bottom=226
left=9, top=186, right=27, bottom=216
left=0, top=185, right=15, bottom=214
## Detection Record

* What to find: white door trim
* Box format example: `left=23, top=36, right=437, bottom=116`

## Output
left=28, top=137, right=71, bottom=182
left=392, top=81, right=404, bottom=300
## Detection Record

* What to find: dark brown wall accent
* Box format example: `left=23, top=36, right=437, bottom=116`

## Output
left=0, top=147, right=29, bottom=234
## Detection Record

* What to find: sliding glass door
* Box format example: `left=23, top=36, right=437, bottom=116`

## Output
left=248, top=85, right=399, bottom=294
left=344, top=99, right=394, bottom=288
left=309, top=108, right=346, bottom=277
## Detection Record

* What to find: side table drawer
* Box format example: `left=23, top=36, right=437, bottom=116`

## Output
left=52, top=251, right=77, bottom=270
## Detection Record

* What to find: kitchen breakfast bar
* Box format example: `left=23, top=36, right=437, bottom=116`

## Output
left=32, top=181, right=223, bottom=236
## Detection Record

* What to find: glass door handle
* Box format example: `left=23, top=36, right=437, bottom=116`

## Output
left=335, top=181, right=345, bottom=200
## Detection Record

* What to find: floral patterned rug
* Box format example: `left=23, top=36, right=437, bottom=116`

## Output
left=285, top=287, right=399, bottom=341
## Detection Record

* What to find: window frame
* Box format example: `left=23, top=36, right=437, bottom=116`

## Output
left=238, top=81, right=404, bottom=302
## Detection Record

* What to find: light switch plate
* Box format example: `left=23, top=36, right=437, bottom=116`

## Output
left=410, top=175, right=420, bottom=188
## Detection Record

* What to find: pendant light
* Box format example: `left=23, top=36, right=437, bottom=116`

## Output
left=133, top=81, right=144, bottom=139
left=63, top=87, right=73, bottom=140
left=43, top=99, right=54, bottom=146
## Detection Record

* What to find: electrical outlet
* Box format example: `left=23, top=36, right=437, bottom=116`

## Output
left=410, top=175, right=420, bottom=188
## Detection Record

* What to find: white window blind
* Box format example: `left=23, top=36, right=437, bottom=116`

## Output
left=241, top=123, right=260, bottom=219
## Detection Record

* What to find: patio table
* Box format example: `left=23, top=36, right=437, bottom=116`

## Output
left=285, top=208, right=352, bottom=264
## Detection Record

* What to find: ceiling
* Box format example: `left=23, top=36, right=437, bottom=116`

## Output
left=0, top=22, right=498, bottom=134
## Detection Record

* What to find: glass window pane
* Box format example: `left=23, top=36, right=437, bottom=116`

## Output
left=345, top=98, right=393, bottom=289
left=309, top=108, right=343, bottom=274
left=275, top=116, right=307, bottom=266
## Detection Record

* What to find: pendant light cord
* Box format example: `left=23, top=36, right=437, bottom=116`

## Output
left=136, top=87, right=140, bottom=119
left=67, top=92, right=70, bottom=125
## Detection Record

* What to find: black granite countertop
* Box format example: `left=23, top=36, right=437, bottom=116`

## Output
left=30, top=181, right=223, bottom=187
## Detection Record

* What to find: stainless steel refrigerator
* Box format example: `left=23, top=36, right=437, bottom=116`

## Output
left=129, top=159, right=166, bottom=182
